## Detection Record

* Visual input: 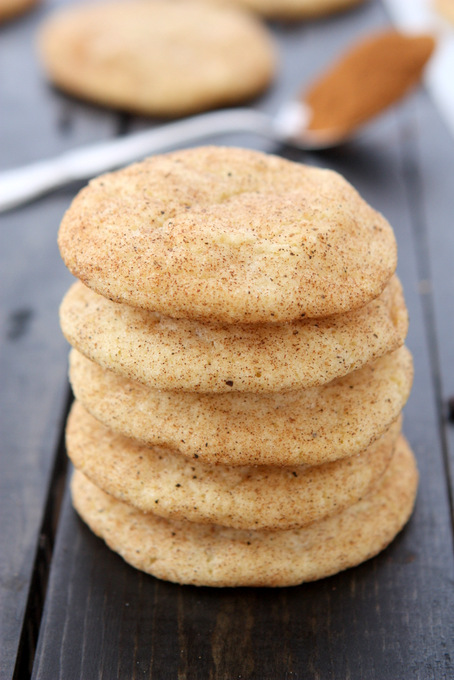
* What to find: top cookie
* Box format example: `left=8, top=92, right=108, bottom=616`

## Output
left=38, top=0, right=276, bottom=117
left=58, top=147, right=397, bottom=323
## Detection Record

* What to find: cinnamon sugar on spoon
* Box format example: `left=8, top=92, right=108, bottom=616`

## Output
left=304, top=30, right=436, bottom=140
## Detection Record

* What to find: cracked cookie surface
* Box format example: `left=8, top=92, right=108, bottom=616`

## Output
left=58, top=147, right=397, bottom=323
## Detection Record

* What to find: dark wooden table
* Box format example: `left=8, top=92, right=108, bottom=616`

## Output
left=1, top=1, right=454, bottom=678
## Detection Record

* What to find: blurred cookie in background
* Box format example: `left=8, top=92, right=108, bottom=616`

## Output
left=434, top=0, right=454, bottom=27
left=201, top=0, right=366, bottom=21
left=38, top=0, right=277, bottom=117
left=0, top=0, right=38, bottom=23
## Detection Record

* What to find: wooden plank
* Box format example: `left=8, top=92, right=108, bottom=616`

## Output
left=0, top=1, right=121, bottom=676
left=0, top=0, right=122, bottom=170
left=30, top=1, right=454, bottom=678
left=0, top=199, right=72, bottom=680
left=401, top=91, right=454, bottom=511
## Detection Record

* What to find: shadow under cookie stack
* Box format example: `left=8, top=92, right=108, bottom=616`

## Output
left=58, top=146, right=417, bottom=587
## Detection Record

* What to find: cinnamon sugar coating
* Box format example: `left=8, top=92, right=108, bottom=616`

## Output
left=58, top=147, right=397, bottom=323
left=69, top=346, right=412, bottom=466
left=67, top=402, right=400, bottom=530
left=71, top=436, right=418, bottom=587
left=60, top=275, right=407, bottom=393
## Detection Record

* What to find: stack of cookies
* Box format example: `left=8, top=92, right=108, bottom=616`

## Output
left=58, top=146, right=417, bottom=587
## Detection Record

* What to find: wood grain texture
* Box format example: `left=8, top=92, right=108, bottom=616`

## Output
left=403, top=91, right=454, bottom=521
left=0, top=0, right=120, bottom=676
left=1, top=0, right=454, bottom=678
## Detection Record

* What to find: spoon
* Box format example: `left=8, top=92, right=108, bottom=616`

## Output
left=0, top=30, right=434, bottom=213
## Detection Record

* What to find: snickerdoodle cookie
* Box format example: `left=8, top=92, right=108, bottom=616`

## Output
left=69, top=346, right=412, bottom=466
left=67, top=401, right=400, bottom=530
left=71, top=436, right=417, bottom=587
left=60, top=275, right=407, bottom=394
left=0, top=0, right=38, bottom=22
left=434, top=0, right=454, bottom=27
left=202, top=0, right=365, bottom=21
left=58, top=147, right=397, bottom=324
left=39, top=1, right=276, bottom=117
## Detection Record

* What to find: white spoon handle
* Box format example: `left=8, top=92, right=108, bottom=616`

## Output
left=0, top=109, right=275, bottom=213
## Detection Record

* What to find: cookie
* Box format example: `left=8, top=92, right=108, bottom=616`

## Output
left=67, top=401, right=400, bottom=530
left=58, top=147, right=397, bottom=323
left=39, top=1, right=276, bottom=117
left=71, top=435, right=418, bottom=586
left=202, top=0, right=365, bottom=21
left=0, top=0, right=38, bottom=22
left=60, top=275, right=407, bottom=393
left=434, top=0, right=454, bottom=26
left=69, top=346, right=412, bottom=466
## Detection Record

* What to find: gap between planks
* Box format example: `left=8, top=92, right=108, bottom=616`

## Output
left=12, top=387, right=73, bottom=680
left=397, top=113, right=454, bottom=538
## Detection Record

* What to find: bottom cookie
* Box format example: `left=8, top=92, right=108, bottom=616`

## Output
left=71, top=436, right=418, bottom=587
